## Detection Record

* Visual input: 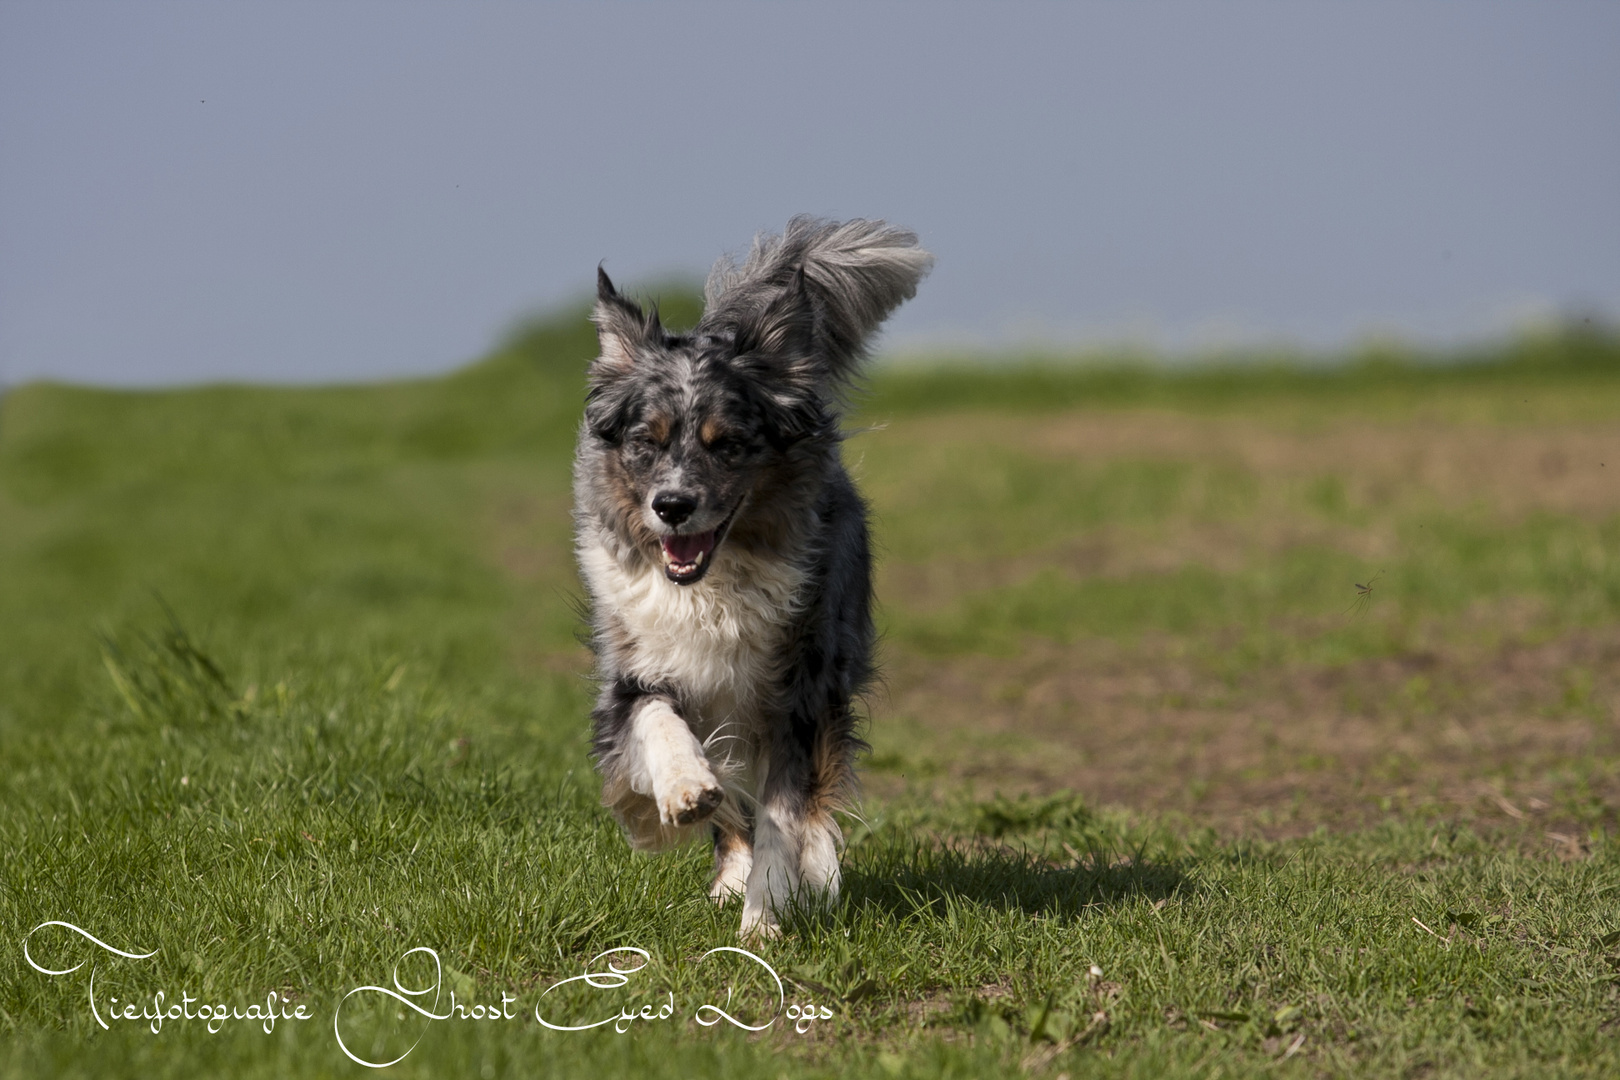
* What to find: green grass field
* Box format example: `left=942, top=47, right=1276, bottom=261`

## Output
left=2, top=302, right=1618, bottom=1078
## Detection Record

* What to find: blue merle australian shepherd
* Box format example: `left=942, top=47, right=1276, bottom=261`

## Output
left=573, top=217, right=932, bottom=937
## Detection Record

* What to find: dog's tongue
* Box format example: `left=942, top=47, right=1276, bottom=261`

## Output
left=662, top=530, right=716, bottom=564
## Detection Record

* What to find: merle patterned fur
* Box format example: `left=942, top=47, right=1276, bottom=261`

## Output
left=571, top=217, right=932, bottom=936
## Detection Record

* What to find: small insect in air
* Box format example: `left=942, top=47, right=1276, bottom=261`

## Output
left=1345, top=570, right=1383, bottom=617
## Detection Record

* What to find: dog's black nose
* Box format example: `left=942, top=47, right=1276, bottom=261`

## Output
left=651, top=492, right=697, bottom=526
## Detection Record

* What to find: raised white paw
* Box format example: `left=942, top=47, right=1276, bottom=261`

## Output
left=654, top=766, right=724, bottom=827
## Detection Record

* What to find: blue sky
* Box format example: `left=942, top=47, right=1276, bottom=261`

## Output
left=2, top=2, right=1617, bottom=385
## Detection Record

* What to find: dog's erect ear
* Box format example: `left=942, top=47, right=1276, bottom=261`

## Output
left=591, top=266, right=663, bottom=376
left=585, top=267, right=662, bottom=444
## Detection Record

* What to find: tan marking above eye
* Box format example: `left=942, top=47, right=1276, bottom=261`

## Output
left=700, top=418, right=731, bottom=446
left=645, top=414, right=672, bottom=444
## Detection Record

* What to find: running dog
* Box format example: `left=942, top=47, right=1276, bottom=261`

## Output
left=572, top=217, right=931, bottom=936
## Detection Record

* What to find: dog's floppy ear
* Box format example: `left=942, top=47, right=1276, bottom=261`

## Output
left=733, top=263, right=815, bottom=360
left=591, top=266, right=663, bottom=376
left=731, top=265, right=828, bottom=444
left=703, top=217, right=933, bottom=398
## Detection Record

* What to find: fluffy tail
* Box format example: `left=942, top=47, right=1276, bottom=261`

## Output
left=701, top=217, right=933, bottom=387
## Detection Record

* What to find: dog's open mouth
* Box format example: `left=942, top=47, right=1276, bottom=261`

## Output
left=658, top=505, right=738, bottom=585
left=660, top=530, right=718, bottom=584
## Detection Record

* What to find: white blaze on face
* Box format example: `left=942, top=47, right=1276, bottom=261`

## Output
left=643, top=463, right=686, bottom=535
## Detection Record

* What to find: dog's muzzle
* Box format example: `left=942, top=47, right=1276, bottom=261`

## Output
left=656, top=502, right=739, bottom=586
left=660, top=530, right=718, bottom=584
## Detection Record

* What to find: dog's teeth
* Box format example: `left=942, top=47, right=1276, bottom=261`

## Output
left=694, top=550, right=705, bottom=566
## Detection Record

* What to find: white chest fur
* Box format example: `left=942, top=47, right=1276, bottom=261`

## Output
left=579, top=539, right=805, bottom=731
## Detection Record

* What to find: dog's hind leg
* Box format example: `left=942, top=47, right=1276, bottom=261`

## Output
left=709, top=819, right=752, bottom=904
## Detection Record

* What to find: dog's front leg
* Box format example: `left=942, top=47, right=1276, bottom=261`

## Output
left=739, top=754, right=845, bottom=938
left=623, top=698, right=725, bottom=827
left=739, top=796, right=801, bottom=939
left=739, top=801, right=843, bottom=937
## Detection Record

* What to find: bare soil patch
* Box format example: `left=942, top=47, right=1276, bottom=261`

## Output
left=875, top=623, right=1620, bottom=839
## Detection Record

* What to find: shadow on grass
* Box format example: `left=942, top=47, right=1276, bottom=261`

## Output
left=839, top=838, right=1189, bottom=923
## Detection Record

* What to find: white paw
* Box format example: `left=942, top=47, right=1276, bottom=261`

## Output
left=738, top=903, right=782, bottom=939
left=739, top=821, right=798, bottom=938
left=654, top=765, right=724, bottom=826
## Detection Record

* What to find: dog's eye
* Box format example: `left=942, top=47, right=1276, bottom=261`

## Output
left=708, top=437, right=744, bottom=459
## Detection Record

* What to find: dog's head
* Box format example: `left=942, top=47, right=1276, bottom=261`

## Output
left=580, top=218, right=932, bottom=587
left=582, top=268, right=823, bottom=586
